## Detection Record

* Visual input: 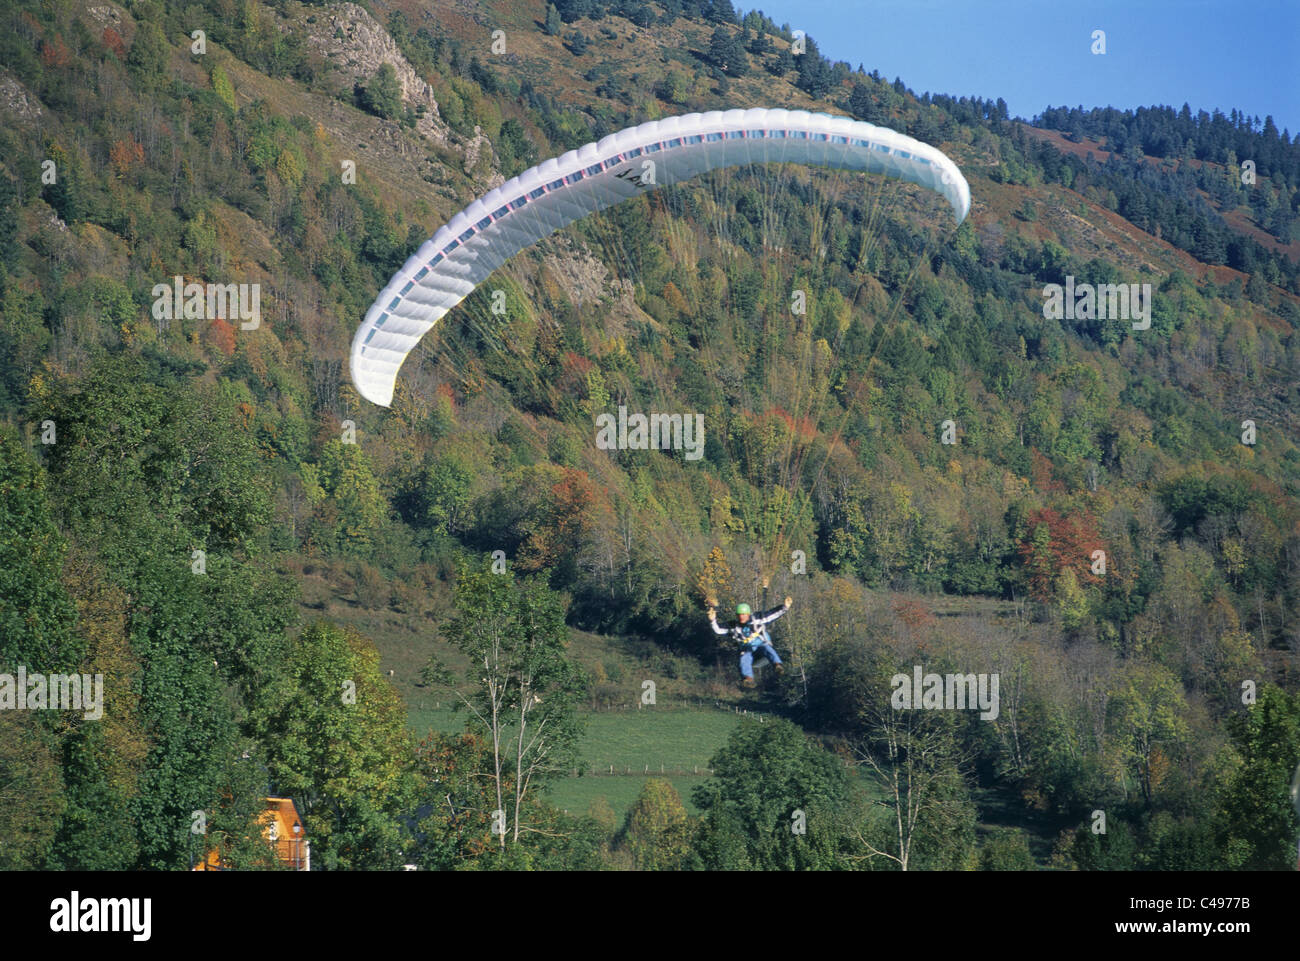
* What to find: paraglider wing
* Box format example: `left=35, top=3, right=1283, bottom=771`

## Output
left=350, top=108, right=971, bottom=407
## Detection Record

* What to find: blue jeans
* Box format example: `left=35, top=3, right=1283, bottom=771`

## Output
left=740, top=642, right=782, bottom=678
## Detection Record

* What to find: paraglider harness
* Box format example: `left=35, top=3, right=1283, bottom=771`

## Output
left=726, top=613, right=779, bottom=650
left=709, top=603, right=790, bottom=654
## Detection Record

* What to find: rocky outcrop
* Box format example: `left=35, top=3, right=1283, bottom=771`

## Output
left=0, top=74, right=44, bottom=121
left=84, top=4, right=125, bottom=28
left=541, top=235, right=636, bottom=313
left=304, top=2, right=450, bottom=147
left=461, top=125, right=503, bottom=185
left=302, top=3, right=503, bottom=188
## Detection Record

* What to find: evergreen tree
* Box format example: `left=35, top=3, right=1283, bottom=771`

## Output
left=544, top=3, right=563, bottom=36
left=1217, top=685, right=1300, bottom=869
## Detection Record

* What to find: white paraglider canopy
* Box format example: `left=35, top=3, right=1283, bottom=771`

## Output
left=351, top=108, right=970, bottom=407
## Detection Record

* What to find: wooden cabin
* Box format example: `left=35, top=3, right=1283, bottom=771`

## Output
left=194, top=797, right=310, bottom=871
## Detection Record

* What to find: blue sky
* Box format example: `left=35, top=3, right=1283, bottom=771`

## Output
left=744, top=0, right=1300, bottom=135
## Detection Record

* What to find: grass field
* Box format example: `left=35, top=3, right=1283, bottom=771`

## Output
left=403, top=704, right=747, bottom=820
left=406, top=703, right=466, bottom=738
left=572, top=709, right=743, bottom=772
left=546, top=708, right=747, bottom=820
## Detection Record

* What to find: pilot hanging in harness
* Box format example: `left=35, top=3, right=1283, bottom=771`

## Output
left=708, top=597, right=792, bottom=688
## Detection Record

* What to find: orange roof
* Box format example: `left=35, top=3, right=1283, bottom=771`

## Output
left=261, top=797, right=305, bottom=842
left=193, top=797, right=308, bottom=870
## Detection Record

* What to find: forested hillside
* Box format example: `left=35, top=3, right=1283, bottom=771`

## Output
left=1, top=0, right=1298, bottom=871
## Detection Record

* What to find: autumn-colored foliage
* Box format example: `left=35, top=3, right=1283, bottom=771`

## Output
left=109, top=138, right=145, bottom=176
left=1030, top=448, right=1064, bottom=493
left=892, top=597, right=936, bottom=632
left=206, top=317, right=236, bottom=358
left=695, top=545, right=733, bottom=607
left=40, top=37, right=71, bottom=69
left=518, top=467, right=602, bottom=573
left=435, top=382, right=457, bottom=407
left=662, top=281, right=689, bottom=314
left=102, top=27, right=127, bottom=59
left=1018, top=506, right=1106, bottom=600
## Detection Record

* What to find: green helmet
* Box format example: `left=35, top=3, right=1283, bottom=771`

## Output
left=736, top=603, right=751, bottom=616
